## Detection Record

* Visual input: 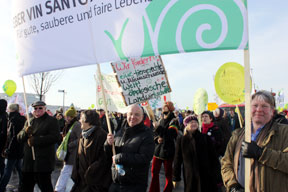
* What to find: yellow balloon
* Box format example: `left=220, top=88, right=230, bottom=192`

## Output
left=3, top=80, right=17, bottom=97
left=214, top=62, right=247, bottom=105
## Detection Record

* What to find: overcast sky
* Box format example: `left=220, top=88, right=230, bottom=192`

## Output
left=0, top=1, right=287, bottom=110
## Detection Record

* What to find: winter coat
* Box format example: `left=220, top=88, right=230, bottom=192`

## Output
left=17, top=112, right=61, bottom=172
left=57, top=117, right=65, bottom=133
left=221, top=121, right=288, bottom=191
left=71, top=126, right=112, bottom=192
left=100, top=115, right=115, bottom=134
left=173, top=131, right=220, bottom=192
left=0, top=112, right=8, bottom=153
left=153, top=112, right=179, bottom=160
left=202, top=123, right=225, bottom=158
left=214, top=117, right=231, bottom=154
left=273, top=113, right=288, bottom=124
left=228, top=113, right=240, bottom=132
left=64, top=119, right=81, bottom=165
left=104, top=120, right=154, bottom=187
left=5, top=112, right=26, bottom=159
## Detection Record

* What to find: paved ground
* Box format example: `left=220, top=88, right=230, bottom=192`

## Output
left=5, top=161, right=184, bottom=192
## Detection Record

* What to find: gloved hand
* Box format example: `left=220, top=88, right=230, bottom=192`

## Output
left=28, top=136, right=34, bottom=147
left=230, top=183, right=244, bottom=192
left=25, top=126, right=33, bottom=135
left=242, top=141, right=264, bottom=160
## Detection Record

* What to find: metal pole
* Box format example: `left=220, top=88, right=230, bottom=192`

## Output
left=58, top=90, right=65, bottom=113
left=63, top=90, right=65, bottom=113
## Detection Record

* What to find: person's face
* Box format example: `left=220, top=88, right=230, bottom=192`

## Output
left=33, top=106, right=46, bottom=118
left=251, top=97, right=274, bottom=126
left=163, top=106, right=169, bottom=113
left=65, top=116, right=73, bottom=123
left=127, top=106, right=143, bottom=127
left=185, top=112, right=191, bottom=117
left=187, top=120, right=198, bottom=132
left=202, top=114, right=212, bottom=124
left=229, top=110, right=235, bottom=116
left=79, top=114, right=90, bottom=130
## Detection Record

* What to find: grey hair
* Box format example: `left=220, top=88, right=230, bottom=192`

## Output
left=252, top=90, right=275, bottom=109
left=8, top=103, right=19, bottom=112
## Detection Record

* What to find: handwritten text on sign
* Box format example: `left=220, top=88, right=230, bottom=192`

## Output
left=111, top=56, right=171, bottom=105
left=95, top=73, right=126, bottom=113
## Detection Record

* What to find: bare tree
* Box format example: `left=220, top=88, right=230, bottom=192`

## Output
left=29, top=71, right=62, bottom=101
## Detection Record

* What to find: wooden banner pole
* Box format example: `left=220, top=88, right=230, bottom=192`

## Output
left=236, top=105, right=243, bottom=128
left=144, top=101, right=157, bottom=124
left=22, top=76, right=35, bottom=160
left=244, top=49, right=251, bottom=192
left=97, top=64, right=116, bottom=156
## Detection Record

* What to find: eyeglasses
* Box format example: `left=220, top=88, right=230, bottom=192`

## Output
left=34, top=107, right=43, bottom=110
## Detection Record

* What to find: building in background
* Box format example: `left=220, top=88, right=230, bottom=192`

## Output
left=0, top=93, right=75, bottom=115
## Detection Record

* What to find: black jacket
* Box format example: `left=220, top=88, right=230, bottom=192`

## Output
left=0, top=112, right=8, bottom=153
left=104, top=120, right=154, bottom=187
left=274, top=113, right=288, bottom=124
left=202, top=123, right=225, bottom=157
left=5, top=112, right=26, bottom=159
left=17, top=113, right=61, bottom=172
left=173, top=131, right=220, bottom=192
left=214, top=117, right=231, bottom=154
left=153, top=112, right=179, bottom=160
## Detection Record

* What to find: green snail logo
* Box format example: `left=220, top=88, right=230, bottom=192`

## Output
left=105, top=0, right=248, bottom=60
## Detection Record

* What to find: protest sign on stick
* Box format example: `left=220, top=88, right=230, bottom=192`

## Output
left=193, top=88, right=208, bottom=130
left=95, top=73, right=126, bottom=113
left=96, top=64, right=116, bottom=155
left=111, top=56, right=171, bottom=105
left=214, top=62, right=248, bottom=128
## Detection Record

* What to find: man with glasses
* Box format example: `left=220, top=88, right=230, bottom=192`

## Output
left=17, top=101, right=61, bottom=192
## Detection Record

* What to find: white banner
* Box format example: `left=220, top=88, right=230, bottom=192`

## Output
left=95, top=73, right=126, bottom=113
left=13, top=0, right=248, bottom=76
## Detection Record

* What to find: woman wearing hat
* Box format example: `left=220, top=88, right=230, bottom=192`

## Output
left=55, top=107, right=81, bottom=192
left=172, top=115, right=220, bottom=192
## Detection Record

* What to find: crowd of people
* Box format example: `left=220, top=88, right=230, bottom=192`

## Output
left=0, top=90, right=287, bottom=192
